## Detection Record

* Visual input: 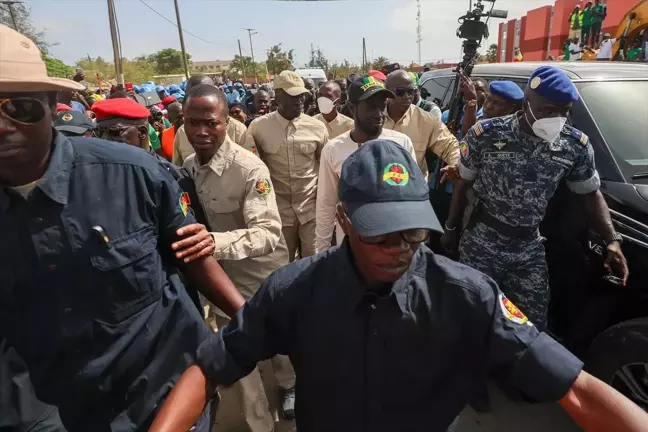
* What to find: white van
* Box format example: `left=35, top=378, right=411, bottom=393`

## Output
left=294, top=68, right=327, bottom=87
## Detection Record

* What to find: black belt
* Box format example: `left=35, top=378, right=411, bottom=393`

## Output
left=476, top=210, right=538, bottom=239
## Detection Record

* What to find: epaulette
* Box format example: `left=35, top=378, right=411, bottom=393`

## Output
left=564, top=125, right=589, bottom=146
left=472, top=119, right=493, bottom=137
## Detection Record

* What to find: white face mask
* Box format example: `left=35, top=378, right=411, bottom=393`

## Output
left=525, top=103, right=567, bottom=144
left=317, top=97, right=337, bottom=115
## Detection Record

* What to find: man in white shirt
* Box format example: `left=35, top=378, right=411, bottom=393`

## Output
left=597, top=33, right=616, bottom=60
left=313, top=81, right=354, bottom=139
left=569, top=36, right=583, bottom=61
left=316, top=75, right=416, bottom=251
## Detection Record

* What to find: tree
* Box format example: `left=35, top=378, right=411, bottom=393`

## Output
left=478, top=44, right=498, bottom=63
left=307, top=44, right=329, bottom=75
left=75, top=56, right=156, bottom=86
left=0, top=2, right=53, bottom=54
left=371, top=56, right=389, bottom=71
left=227, top=55, right=266, bottom=80
left=266, top=44, right=294, bottom=75
left=148, top=48, right=192, bottom=75
left=44, top=56, right=73, bottom=78
left=328, top=60, right=361, bottom=79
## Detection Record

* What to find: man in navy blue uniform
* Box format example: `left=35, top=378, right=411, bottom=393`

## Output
left=152, top=139, right=648, bottom=432
left=0, top=25, right=245, bottom=431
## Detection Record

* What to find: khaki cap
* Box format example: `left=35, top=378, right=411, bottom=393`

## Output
left=0, top=24, right=84, bottom=92
left=273, top=70, right=309, bottom=96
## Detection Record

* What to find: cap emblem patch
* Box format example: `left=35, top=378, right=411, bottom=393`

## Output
left=382, top=163, right=409, bottom=186
left=360, top=76, right=384, bottom=91
left=530, top=77, right=542, bottom=90
left=62, top=113, right=74, bottom=122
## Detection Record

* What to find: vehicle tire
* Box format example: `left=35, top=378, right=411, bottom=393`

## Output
left=586, top=318, right=648, bottom=411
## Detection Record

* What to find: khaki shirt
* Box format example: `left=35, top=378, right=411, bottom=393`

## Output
left=244, top=111, right=329, bottom=226
left=184, top=136, right=289, bottom=300
left=384, top=104, right=460, bottom=176
left=313, top=112, right=354, bottom=140
left=172, top=118, right=247, bottom=166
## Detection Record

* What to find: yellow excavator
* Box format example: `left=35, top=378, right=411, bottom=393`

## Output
left=612, top=0, right=647, bottom=59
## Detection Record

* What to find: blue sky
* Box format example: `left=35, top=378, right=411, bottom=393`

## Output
left=28, top=0, right=551, bottom=67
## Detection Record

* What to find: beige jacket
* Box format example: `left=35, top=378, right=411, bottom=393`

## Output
left=313, top=112, right=355, bottom=140
left=172, top=118, right=247, bottom=166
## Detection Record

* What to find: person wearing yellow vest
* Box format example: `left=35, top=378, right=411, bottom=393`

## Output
left=160, top=101, right=183, bottom=161
left=568, top=5, right=584, bottom=41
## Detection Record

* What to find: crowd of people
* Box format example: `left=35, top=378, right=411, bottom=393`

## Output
left=0, top=22, right=645, bottom=432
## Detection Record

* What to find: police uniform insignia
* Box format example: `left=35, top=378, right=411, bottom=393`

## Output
left=254, top=179, right=271, bottom=196
left=473, top=123, right=484, bottom=137
left=569, top=127, right=589, bottom=146
left=530, top=77, right=542, bottom=90
left=493, top=141, right=507, bottom=150
left=498, top=294, right=533, bottom=327
left=382, top=163, right=409, bottom=186
left=460, top=141, right=469, bottom=159
left=62, top=113, right=74, bottom=122
left=179, top=192, right=191, bottom=217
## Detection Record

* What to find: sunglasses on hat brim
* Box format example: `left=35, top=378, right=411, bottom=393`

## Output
left=0, top=97, right=47, bottom=125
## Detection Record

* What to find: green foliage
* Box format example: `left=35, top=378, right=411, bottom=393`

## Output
left=370, top=56, right=389, bottom=71
left=148, top=48, right=192, bottom=75
left=228, top=55, right=266, bottom=79
left=44, top=56, right=73, bottom=78
left=75, top=56, right=156, bottom=87
left=266, top=44, right=294, bottom=75
left=328, top=60, right=362, bottom=79
left=0, top=2, right=53, bottom=55
left=307, top=44, right=329, bottom=75
left=478, top=44, right=499, bottom=63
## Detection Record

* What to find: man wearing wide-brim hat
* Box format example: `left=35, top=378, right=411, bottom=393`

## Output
left=0, top=24, right=246, bottom=431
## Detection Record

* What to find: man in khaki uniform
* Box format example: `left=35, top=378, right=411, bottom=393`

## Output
left=313, top=81, right=354, bottom=139
left=244, top=70, right=329, bottom=260
left=180, top=84, right=295, bottom=430
left=172, top=74, right=247, bottom=166
left=384, top=70, right=460, bottom=179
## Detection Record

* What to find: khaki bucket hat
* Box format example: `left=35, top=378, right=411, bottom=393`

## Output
left=0, top=24, right=85, bottom=92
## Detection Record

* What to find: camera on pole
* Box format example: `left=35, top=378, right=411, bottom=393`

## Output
left=446, top=0, right=508, bottom=134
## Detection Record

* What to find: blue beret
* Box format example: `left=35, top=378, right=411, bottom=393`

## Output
left=169, top=84, right=181, bottom=92
left=489, top=81, right=524, bottom=102
left=528, top=66, right=578, bottom=104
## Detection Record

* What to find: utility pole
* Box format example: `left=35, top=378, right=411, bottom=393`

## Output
left=106, top=0, right=124, bottom=87
left=1, top=1, right=21, bottom=31
left=243, top=28, right=258, bottom=83
left=362, top=38, right=367, bottom=72
left=416, top=0, right=422, bottom=65
left=237, top=39, right=247, bottom=80
left=173, top=0, right=190, bottom=80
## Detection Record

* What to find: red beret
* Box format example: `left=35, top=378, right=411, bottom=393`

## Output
left=56, top=103, right=73, bottom=113
left=92, top=98, right=150, bottom=121
left=161, top=95, right=177, bottom=107
left=368, top=70, right=387, bottom=81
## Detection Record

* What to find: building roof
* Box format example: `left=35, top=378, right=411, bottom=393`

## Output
left=422, top=61, right=648, bottom=82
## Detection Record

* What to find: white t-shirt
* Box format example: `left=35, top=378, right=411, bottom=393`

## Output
left=597, top=38, right=616, bottom=59
left=315, top=128, right=416, bottom=251
left=569, top=43, right=582, bottom=61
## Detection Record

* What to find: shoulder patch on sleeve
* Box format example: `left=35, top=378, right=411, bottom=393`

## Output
left=254, top=179, right=272, bottom=197
left=179, top=192, right=192, bottom=217
left=499, top=293, right=534, bottom=327
left=567, top=126, right=589, bottom=146
left=471, top=119, right=493, bottom=137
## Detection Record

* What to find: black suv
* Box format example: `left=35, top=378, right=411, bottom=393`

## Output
left=421, top=62, right=648, bottom=410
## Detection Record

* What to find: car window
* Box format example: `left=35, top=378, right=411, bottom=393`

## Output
left=576, top=81, right=648, bottom=183
left=422, top=76, right=452, bottom=107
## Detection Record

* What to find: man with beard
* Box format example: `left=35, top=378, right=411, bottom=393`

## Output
left=316, top=75, right=415, bottom=251
left=244, top=70, right=328, bottom=263
left=179, top=84, right=291, bottom=430
left=152, top=140, right=648, bottom=432
left=0, top=26, right=244, bottom=431
left=313, top=81, right=354, bottom=139
left=172, top=75, right=246, bottom=166
left=384, top=70, right=459, bottom=181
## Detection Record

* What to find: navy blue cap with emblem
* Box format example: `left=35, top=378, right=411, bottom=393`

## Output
left=528, top=66, right=579, bottom=104
left=490, top=81, right=524, bottom=102
left=339, top=139, right=443, bottom=237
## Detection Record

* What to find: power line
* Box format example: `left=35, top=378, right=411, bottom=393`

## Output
left=137, top=0, right=220, bottom=46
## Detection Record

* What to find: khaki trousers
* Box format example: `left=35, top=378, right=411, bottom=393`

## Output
left=213, top=314, right=295, bottom=432
left=282, top=219, right=317, bottom=262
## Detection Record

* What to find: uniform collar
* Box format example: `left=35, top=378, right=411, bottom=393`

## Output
left=388, top=104, right=414, bottom=126
left=338, top=238, right=415, bottom=314
left=0, top=130, right=74, bottom=212
left=275, top=111, right=302, bottom=129
left=196, top=136, right=235, bottom=177
left=320, top=112, right=339, bottom=125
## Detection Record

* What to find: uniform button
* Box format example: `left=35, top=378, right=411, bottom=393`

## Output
left=370, top=304, right=376, bottom=310
left=48, top=265, right=56, bottom=271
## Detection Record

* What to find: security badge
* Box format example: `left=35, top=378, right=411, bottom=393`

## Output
left=178, top=192, right=193, bottom=217
left=499, top=294, right=533, bottom=327
left=493, top=141, right=507, bottom=150
left=254, top=179, right=272, bottom=197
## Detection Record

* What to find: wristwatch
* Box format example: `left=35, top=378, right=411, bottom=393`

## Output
left=466, top=100, right=477, bottom=109
left=607, top=232, right=623, bottom=245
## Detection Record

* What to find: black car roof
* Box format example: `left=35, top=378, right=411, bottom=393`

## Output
left=421, top=61, right=648, bottom=81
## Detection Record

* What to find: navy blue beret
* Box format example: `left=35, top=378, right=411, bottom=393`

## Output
left=527, top=66, right=579, bottom=104
left=489, top=81, right=524, bottom=102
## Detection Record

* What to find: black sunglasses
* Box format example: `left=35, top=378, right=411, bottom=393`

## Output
left=392, top=88, right=417, bottom=98
left=0, top=97, right=47, bottom=125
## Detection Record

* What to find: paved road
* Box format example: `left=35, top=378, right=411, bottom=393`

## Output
left=214, top=372, right=583, bottom=432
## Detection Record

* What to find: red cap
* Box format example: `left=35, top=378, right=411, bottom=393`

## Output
left=161, top=95, right=177, bottom=107
left=368, top=70, right=387, bottom=81
left=56, top=103, right=73, bottom=113
left=92, top=98, right=150, bottom=121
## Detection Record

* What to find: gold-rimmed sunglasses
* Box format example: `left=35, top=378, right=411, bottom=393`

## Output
left=0, top=97, right=47, bottom=125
